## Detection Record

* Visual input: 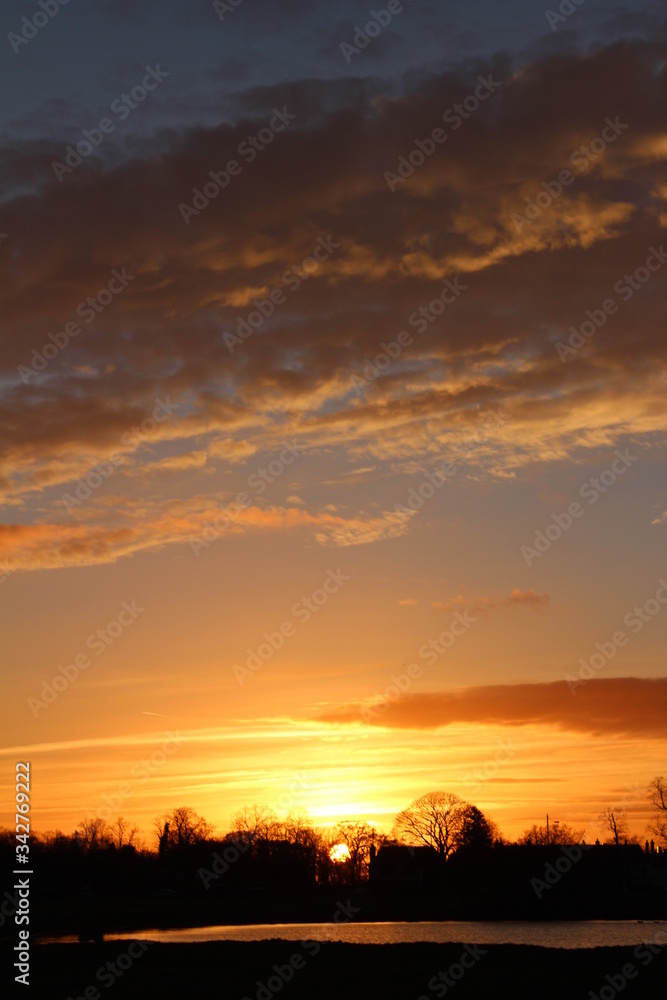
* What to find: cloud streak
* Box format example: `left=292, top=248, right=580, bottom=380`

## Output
left=317, top=677, right=667, bottom=739
left=0, top=500, right=412, bottom=574
left=433, top=589, right=550, bottom=616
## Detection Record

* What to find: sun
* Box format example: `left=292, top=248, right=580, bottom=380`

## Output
left=329, top=843, right=351, bottom=863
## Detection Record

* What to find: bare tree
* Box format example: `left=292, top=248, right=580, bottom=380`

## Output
left=283, top=809, right=317, bottom=847
left=393, top=792, right=466, bottom=859
left=153, top=807, right=212, bottom=850
left=109, top=816, right=138, bottom=849
left=77, top=817, right=110, bottom=851
left=232, top=804, right=279, bottom=845
left=153, top=815, right=169, bottom=849
left=40, top=829, right=70, bottom=849
left=333, top=821, right=374, bottom=881
left=170, top=806, right=212, bottom=847
left=0, top=827, right=15, bottom=848
left=518, top=820, right=585, bottom=845
left=599, top=807, right=628, bottom=846
left=648, top=776, right=667, bottom=846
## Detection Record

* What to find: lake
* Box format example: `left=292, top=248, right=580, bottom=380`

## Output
left=42, top=920, right=667, bottom=949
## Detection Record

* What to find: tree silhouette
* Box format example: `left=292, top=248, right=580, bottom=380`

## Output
left=393, top=792, right=466, bottom=859
left=232, top=804, right=279, bottom=845
left=648, top=776, right=667, bottom=846
left=109, top=816, right=138, bottom=849
left=77, top=817, right=110, bottom=851
left=282, top=808, right=316, bottom=846
left=518, top=820, right=585, bottom=845
left=333, top=821, right=374, bottom=881
left=599, top=807, right=628, bottom=846
left=455, top=804, right=498, bottom=851
left=153, top=807, right=212, bottom=850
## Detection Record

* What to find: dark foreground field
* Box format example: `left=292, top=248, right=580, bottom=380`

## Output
left=14, top=941, right=667, bottom=1000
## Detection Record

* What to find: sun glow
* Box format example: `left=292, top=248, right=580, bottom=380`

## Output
left=329, top=843, right=351, bottom=863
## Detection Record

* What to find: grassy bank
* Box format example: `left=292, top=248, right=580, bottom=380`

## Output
left=16, top=940, right=666, bottom=999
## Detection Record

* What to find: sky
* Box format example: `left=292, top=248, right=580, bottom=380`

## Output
left=0, top=0, right=666, bottom=846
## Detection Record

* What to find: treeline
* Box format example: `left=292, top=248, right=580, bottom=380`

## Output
left=1, top=777, right=664, bottom=881
left=0, top=783, right=665, bottom=933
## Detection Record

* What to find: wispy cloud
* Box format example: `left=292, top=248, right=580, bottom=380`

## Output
left=433, top=588, right=549, bottom=616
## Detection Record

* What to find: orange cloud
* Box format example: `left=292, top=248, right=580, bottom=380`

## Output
left=0, top=501, right=413, bottom=574
left=433, top=589, right=549, bottom=616
left=317, top=678, right=667, bottom=739
left=505, top=589, right=550, bottom=609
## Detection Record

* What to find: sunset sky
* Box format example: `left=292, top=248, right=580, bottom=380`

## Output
left=1, top=0, right=665, bottom=846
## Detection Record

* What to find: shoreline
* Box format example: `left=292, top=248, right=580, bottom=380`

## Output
left=20, top=885, right=667, bottom=939
left=31, top=915, right=667, bottom=946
